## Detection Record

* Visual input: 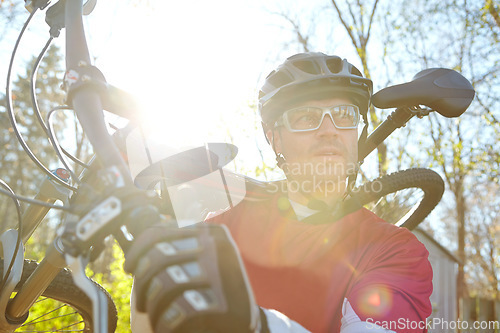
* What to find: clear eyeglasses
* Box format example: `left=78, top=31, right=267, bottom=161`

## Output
left=275, top=104, right=360, bottom=132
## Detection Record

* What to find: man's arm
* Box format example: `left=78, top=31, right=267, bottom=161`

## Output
left=341, top=228, right=433, bottom=333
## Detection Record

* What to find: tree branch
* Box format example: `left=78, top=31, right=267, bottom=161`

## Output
left=366, top=0, right=380, bottom=44
left=486, top=0, right=500, bottom=29
left=330, top=0, right=359, bottom=49
left=274, top=12, right=311, bottom=52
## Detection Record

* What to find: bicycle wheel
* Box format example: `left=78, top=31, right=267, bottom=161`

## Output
left=0, top=259, right=117, bottom=332
left=348, top=168, right=444, bottom=230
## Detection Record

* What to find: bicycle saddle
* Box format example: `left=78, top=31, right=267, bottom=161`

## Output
left=371, top=68, right=475, bottom=118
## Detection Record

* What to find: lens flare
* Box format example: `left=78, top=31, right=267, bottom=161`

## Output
left=356, top=285, right=393, bottom=318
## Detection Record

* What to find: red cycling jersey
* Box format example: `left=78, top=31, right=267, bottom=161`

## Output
left=208, top=190, right=433, bottom=333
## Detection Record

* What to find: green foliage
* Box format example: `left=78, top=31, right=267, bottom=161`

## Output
left=86, top=242, right=133, bottom=333
left=0, top=44, right=67, bottom=234
left=0, top=45, right=127, bottom=331
left=22, top=297, right=86, bottom=331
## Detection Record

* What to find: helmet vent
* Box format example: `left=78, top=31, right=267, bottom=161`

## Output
left=267, top=71, right=293, bottom=88
left=350, top=66, right=363, bottom=77
left=325, top=57, right=343, bottom=74
left=293, top=60, right=321, bottom=74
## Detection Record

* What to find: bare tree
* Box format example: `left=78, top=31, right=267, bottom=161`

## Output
left=466, top=181, right=500, bottom=301
left=273, top=0, right=391, bottom=175
left=274, top=0, right=500, bottom=323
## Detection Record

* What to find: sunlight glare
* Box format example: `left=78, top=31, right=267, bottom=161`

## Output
left=89, top=0, right=265, bottom=150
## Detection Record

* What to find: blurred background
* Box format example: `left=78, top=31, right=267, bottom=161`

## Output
left=0, top=0, right=498, bottom=330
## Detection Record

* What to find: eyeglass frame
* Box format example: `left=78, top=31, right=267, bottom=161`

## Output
left=273, top=104, right=361, bottom=132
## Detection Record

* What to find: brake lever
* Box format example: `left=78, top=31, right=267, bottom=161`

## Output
left=25, top=0, right=51, bottom=13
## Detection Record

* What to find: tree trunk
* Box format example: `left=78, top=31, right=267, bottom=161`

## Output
left=455, top=182, right=467, bottom=324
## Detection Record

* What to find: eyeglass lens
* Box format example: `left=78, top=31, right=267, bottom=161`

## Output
left=286, top=105, right=358, bottom=130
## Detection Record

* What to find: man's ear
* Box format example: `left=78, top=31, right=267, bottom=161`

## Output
left=262, top=122, right=282, bottom=152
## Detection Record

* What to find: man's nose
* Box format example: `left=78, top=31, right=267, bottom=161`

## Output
left=316, top=114, right=339, bottom=135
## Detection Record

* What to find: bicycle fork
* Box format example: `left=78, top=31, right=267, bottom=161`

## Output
left=0, top=237, right=67, bottom=332
left=0, top=170, right=71, bottom=331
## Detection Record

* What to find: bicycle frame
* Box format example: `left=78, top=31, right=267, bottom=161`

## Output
left=0, top=0, right=128, bottom=331
left=0, top=1, right=475, bottom=332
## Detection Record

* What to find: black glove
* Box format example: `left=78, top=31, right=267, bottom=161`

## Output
left=124, top=221, right=261, bottom=333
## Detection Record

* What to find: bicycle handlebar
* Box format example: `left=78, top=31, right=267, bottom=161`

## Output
left=62, top=2, right=138, bottom=331
left=65, top=0, right=132, bottom=175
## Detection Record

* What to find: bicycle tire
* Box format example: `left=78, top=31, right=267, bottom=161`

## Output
left=0, top=259, right=118, bottom=332
left=348, top=168, right=444, bottom=230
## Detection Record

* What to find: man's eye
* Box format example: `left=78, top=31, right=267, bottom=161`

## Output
left=336, top=108, right=353, bottom=119
left=299, top=115, right=314, bottom=121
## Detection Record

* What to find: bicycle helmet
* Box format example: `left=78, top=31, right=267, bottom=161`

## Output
left=259, top=53, right=373, bottom=199
left=258, top=52, right=373, bottom=126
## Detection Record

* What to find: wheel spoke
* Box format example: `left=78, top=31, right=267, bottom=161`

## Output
left=17, top=298, right=85, bottom=332
left=23, top=310, right=80, bottom=325
left=22, top=303, right=69, bottom=324
left=15, top=329, right=85, bottom=332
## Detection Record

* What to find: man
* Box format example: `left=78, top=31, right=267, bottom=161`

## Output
left=129, top=52, right=433, bottom=332
left=207, top=52, right=433, bottom=332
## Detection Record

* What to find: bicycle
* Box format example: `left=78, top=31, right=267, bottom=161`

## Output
left=0, top=0, right=475, bottom=332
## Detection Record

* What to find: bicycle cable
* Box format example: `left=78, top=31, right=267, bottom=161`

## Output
left=47, top=107, right=83, bottom=184
left=30, top=37, right=92, bottom=172
left=0, top=186, right=70, bottom=211
left=5, top=9, right=77, bottom=192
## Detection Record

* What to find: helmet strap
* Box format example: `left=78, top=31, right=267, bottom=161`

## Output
left=275, top=152, right=286, bottom=169
left=343, top=162, right=360, bottom=200
left=269, top=128, right=288, bottom=171
left=343, top=116, right=369, bottom=200
left=357, top=112, right=369, bottom=161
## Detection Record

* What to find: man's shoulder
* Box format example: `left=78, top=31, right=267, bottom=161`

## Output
left=347, top=208, right=426, bottom=248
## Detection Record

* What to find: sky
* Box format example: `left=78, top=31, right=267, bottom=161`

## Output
left=1, top=0, right=464, bottom=182
left=0, top=0, right=481, bottom=241
left=0, top=0, right=321, bottom=178
left=85, top=0, right=324, bottom=149
left=0, top=0, right=395, bottom=187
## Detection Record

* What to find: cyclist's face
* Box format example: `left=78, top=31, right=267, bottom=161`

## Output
left=269, top=97, right=358, bottom=183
